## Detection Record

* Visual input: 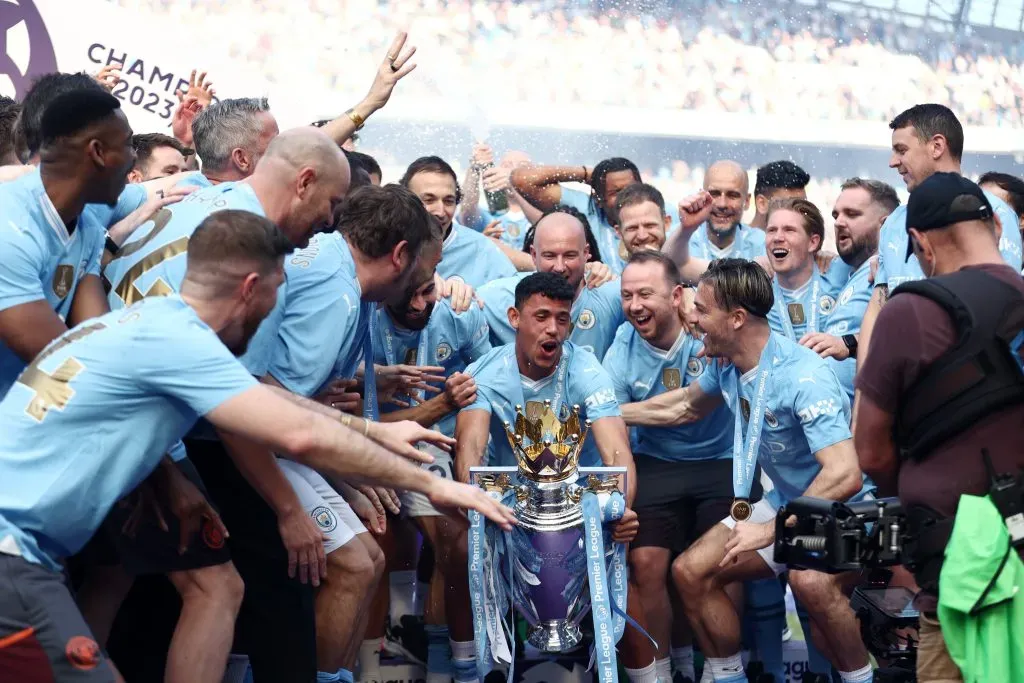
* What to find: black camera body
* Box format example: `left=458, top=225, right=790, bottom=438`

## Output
left=774, top=496, right=906, bottom=572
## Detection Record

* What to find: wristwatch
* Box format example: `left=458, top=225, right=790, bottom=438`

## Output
left=842, top=334, right=858, bottom=359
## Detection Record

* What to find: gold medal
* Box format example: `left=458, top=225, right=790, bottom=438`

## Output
left=730, top=498, right=752, bottom=522
left=787, top=303, right=805, bottom=325
left=739, top=397, right=750, bottom=423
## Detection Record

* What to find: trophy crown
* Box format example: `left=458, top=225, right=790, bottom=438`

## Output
left=502, top=402, right=590, bottom=482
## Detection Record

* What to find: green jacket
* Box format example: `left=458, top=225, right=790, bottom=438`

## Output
left=938, top=494, right=1024, bottom=683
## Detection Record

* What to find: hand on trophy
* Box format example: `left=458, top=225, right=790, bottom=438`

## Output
left=611, top=507, right=639, bottom=543
left=427, top=479, right=517, bottom=530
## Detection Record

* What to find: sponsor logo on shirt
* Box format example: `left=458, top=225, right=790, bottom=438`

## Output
left=585, top=388, right=616, bottom=409
left=797, top=398, right=840, bottom=424
left=837, top=286, right=854, bottom=307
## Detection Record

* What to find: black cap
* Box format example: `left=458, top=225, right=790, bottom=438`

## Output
left=905, top=172, right=993, bottom=260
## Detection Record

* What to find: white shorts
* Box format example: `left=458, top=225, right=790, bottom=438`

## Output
left=278, top=458, right=366, bottom=554
left=399, top=441, right=453, bottom=518
left=720, top=498, right=786, bottom=576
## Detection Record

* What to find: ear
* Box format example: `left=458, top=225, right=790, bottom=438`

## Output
left=663, top=214, right=672, bottom=233
left=670, top=283, right=683, bottom=309
left=231, top=147, right=249, bottom=173
left=731, top=306, right=747, bottom=330
left=86, top=139, right=105, bottom=168
left=296, top=167, right=316, bottom=198
left=743, top=193, right=751, bottom=211
left=127, top=168, right=143, bottom=184
left=507, top=306, right=520, bottom=330
left=808, top=233, right=823, bottom=253
left=390, top=239, right=410, bottom=271
left=930, top=134, right=947, bottom=161
left=754, top=194, right=769, bottom=216
left=239, top=272, right=261, bottom=302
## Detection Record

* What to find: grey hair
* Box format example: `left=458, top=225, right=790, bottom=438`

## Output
left=191, top=97, right=271, bottom=171
left=840, top=177, right=901, bottom=214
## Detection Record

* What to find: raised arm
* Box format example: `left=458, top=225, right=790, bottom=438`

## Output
left=511, top=164, right=586, bottom=212
left=319, top=32, right=417, bottom=148
left=457, top=144, right=490, bottom=228
left=619, top=383, right=721, bottom=427
left=662, top=191, right=713, bottom=284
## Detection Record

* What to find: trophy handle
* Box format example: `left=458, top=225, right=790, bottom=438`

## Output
left=577, top=466, right=627, bottom=499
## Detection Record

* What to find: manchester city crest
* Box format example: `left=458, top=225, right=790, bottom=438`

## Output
left=312, top=505, right=338, bottom=532
left=818, top=295, right=836, bottom=315
left=662, top=368, right=681, bottom=389
left=52, top=265, right=74, bottom=299
left=508, top=223, right=521, bottom=238
left=685, top=358, right=704, bottom=377
left=436, top=342, right=452, bottom=362
left=576, top=309, right=596, bottom=330
left=765, top=409, right=779, bottom=428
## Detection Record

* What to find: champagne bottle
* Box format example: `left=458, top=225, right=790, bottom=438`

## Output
left=483, top=161, right=510, bottom=217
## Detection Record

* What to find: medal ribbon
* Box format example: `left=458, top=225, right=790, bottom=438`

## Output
left=725, top=334, right=776, bottom=499
left=362, top=306, right=379, bottom=421
left=771, top=267, right=821, bottom=340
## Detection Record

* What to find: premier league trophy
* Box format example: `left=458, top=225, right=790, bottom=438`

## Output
left=467, top=401, right=630, bottom=683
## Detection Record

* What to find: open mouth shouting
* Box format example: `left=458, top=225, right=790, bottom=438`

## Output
left=630, top=311, right=654, bottom=335
left=537, top=338, right=560, bottom=361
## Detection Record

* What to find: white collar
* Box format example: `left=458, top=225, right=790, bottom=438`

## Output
left=638, top=326, right=688, bottom=359
left=443, top=223, right=458, bottom=248
left=38, top=189, right=70, bottom=245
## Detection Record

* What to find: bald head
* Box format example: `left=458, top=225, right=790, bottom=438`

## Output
left=500, top=150, right=531, bottom=169
left=252, top=127, right=352, bottom=247
left=703, top=159, right=750, bottom=235
left=531, top=210, right=589, bottom=292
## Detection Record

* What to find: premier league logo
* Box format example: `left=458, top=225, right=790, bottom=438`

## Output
left=0, top=1, right=58, bottom=99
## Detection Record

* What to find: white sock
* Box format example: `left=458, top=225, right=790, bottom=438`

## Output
left=706, top=653, right=745, bottom=682
left=839, top=664, right=874, bottom=683
left=670, top=645, right=695, bottom=680
left=388, top=570, right=418, bottom=622
left=624, top=659, right=659, bottom=683
left=655, top=657, right=672, bottom=682
left=357, top=639, right=381, bottom=683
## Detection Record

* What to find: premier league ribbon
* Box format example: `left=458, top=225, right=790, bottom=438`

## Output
left=772, top=267, right=821, bottom=340
left=469, top=488, right=518, bottom=680
left=724, top=333, right=777, bottom=503
left=362, top=306, right=380, bottom=421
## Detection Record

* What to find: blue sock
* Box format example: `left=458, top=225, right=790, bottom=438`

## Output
left=797, top=602, right=834, bottom=678
left=425, top=624, right=452, bottom=676
left=743, top=579, right=786, bottom=683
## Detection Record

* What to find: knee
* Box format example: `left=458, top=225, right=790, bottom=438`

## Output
left=365, top=538, right=386, bottom=580
left=328, top=542, right=376, bottom=588
left=175, top=562, right=244, bottom=613
left=788, top=570, right=837, bottom=611
left=629, top=551, right=668, bottom=592
left=671, top=550, right=709, bottom=598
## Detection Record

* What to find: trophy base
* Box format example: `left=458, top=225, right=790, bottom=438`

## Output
left=526, top=620, right=583, bottom=653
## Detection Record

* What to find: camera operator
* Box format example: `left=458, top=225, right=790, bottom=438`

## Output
left=854, top=172, right=1024, bottom=683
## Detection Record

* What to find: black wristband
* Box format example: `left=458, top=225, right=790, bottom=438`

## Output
left=842, top=334, right=858, bottom=359
left=105, top=234, right=119, bottom=255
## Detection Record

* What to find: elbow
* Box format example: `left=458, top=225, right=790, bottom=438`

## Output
left=836, top=464, right=864, bottom=501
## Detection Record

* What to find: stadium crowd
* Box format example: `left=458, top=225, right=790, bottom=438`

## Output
left=2, top=5, right=1024, bottom=683
left=104, top=0, right=1024, bottom=128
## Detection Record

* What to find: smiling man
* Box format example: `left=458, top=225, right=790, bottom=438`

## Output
left=687, top=160, right=765, bottom=261
left=614, top=183, right=672, bottom=257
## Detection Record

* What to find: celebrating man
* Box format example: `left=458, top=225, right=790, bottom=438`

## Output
left=687, top=160, right=765, bottom=261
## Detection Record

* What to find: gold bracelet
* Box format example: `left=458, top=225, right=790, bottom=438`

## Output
left=363, top=419, right=371, bottom=438
left=345, top=107, right=365, bottom=131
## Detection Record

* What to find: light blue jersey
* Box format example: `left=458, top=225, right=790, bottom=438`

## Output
left=697, top=333, right=872, bottom=509
left=465, top=341, right=621, bottom=467
left=477, top=274, right=625, bottom=361
left=560, top=186, right=626, bottom=273
left=603, top=326, right=733, bottom=462
left=766, top=261, right=852, bottom=341
left=373, top=300, right=491, bottom=437
left=0, top=169, right=106, bottom=398
left=688, top=223, right=766, bottom=261
left=175, top=173, right=214, bottom=190
left=437, top=222, right=517, bottom=288
left=80, top=183, right=147, bottom=231
left=466, top=207, right=532, bottom=251
left=876, top=190, right=1023, bottom=289
left=269, top=232, right=372, bottom=398
left=102, top=180, right=281, bottom=377
left=0, top=296, right=256, bottom=570
left=823, top=258, right=874, bottom=403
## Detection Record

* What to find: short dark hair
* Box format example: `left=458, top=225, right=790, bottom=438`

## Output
left=839, top=177, right=901, bottom=214
left=767, top=197, right=826, bottom=249
left=40, top=90, right=121, bottom=147
left=399, top=156, right=462, bottom=203
left=514, top=271, right=576, bottom=310
left=346, top=150, right=381, bottom=179
left=589, top=157, right=641, bottom=219
left=523, top=205, right=604, bottom=263
left=0, top=97, right=21, bottom=162
left=132, top=133, right=191, bottom=170
left=698, top=258, right=774, bottom=318
left=338, top=184, right=440, bottom=259
left=19, top=72, right=107, bottom=156
left=754, top=160, right=810, bottom=197
left=188, top=209, right=293, bottom=274
left=625, top=250, right=681, bottom=286
left=979, top=171, right=1024, bottom=219
left=615, top=182, right=666, bottom=219
left=889, top=104, right=964, bottom=163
